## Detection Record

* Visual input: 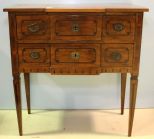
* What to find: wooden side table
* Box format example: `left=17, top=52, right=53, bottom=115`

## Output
left=4, top=4, right=148, bottom=136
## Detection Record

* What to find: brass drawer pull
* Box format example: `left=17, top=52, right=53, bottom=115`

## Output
left=72, top=23, right=80, bottom=32
left=71, top=52, right=80, bottom=59
left=111, top=52, right=122, bottom=61
left=30, top=52, right=40, bottom=59
left=27, top=23, right=40, bottom=33
left=113, top=23, right=124, bottom=32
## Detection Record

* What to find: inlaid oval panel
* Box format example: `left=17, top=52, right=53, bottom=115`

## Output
left=102, top=44, right=133, bottom=67
left=102, top=15, right=135, bottom=43
left=16, top=15, right=50, bottom=41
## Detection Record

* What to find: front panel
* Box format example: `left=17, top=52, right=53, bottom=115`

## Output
left=51, top=15, right=102, bottom=41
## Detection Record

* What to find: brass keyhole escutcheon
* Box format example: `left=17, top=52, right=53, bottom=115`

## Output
left=72, top=23, right=80, bottom=32
left=27, top=23, right=40, bottom=33
left=113, top=23, right=124, bottom=32
left=30, top=51, right=40, bottom=59
left=111, top=52, right=122, bottom=61
left=71, top=52, right=80, bottom=59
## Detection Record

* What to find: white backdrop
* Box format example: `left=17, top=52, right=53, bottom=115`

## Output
left=0, top=0, right=154, bottom=109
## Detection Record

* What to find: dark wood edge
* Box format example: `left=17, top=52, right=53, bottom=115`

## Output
left=106, top=8, right=149, bottom=13
left=3, top=8, right=46, bottom=12
left=3, top=7, right=149, bottom=13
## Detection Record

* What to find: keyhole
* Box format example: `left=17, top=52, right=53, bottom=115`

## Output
left=71, top=52, right=80, bottom=59
left=74, top=26, right=78, bottom=31
left=72, top=23, right=79, bottom=32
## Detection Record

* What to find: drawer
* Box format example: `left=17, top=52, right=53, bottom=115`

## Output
left=51, top=44, right=101, bottom=68
left=102, top=16, right=135, bottom=43
left=18, top=44, right=50, bottom=70
left=52, top=15, right=102, bottom=41
left=102, top=44, right=133, bottom=67
left=16, top=15, right=50, bottom=40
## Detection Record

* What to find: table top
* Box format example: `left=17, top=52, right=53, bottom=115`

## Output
left=3, top=3, right=149, bottom=12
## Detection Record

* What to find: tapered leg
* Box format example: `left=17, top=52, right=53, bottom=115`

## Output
left=121, top=73, right=127, bottom=115
left=128, top=75, right=138, bottom=137
left=24, top=73, right=31, bottom=114
left=13, top=73, right=22, bottom=136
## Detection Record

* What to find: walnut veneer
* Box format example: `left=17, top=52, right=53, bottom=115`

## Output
left=4, top=4, right=148, bottom=136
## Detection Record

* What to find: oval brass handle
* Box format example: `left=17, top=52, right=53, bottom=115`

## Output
left=72, top=23, right=80, bottom=32
left=71, top=52, right=80, bottom=59
left=30, top=52, right=40, bottom=59
left=111, top=52, right=122, bottom=61
left=27, top=23, right=40, bottom=33
left=113, top=23, right=124, bottom=32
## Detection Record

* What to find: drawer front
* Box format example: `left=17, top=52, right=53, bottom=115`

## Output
left=102, top=16, right=135, bottom=43
left=16, top=15, right=50, bottom=40
left=51, top=44, right=100, bottom=68
left=102, top=44, right=133, bottom=67
left=18, top=44, right=50, bottom=70
left=52, top=15, right=102, bottom=41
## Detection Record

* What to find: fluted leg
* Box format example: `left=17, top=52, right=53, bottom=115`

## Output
left=24, top=73, right=31, bottom=114
left=121, top=73, right=127, bottom=115
left=128, top=75, right=138, bottom=137
left=13, top=73, right=22, bottom=136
